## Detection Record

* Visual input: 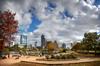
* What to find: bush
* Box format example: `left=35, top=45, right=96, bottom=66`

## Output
left=51, top=54, right=55, bottom=59
left=55, top=55, right=60, bottom=59
left=61, top=55, right=66, bottom=59
left=45, top=55, right=51, bottom=59
left=45, top=52, right=78, bottom=60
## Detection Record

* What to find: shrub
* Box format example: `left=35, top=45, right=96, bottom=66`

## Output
left=51, top=54, right=55, bottom=59
left=45, top=55, right=49, bottom=59
left=46, top=52, right=78, bottom=60
left=55, top=55, right=59, bottom=59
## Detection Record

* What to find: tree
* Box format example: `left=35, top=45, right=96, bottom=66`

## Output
left=21, top=45, right=27, bottom=55
left=71, top=42, right=82, bottom=51
left=71, top=32, right=100, bottom=55
left=0, top=10, right=18, bottom=58
left=82, top=32, right=99, bottom=55
left=45, top=41, right=59, bottom=54
left=11, top=44, right=20, bottom=52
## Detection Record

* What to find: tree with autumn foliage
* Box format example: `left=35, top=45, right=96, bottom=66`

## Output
left=45, top=41, right=59, bottom=54
left=0, top=10, right=18, bottom=58
left=71, top=42, right=82, bottom=51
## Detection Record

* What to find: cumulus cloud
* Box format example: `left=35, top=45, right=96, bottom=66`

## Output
left=0, top=0, right=100, bottom=47
left=1, top=0, right=33, bottom=32
left=34, top=0, right=100, bottom=44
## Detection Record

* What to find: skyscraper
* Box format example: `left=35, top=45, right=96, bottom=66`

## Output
left=62, top=43, right=66, bottom=49
left=20, top=35, right=27, bottom=45
left=41, top=34, right=46, bottom=48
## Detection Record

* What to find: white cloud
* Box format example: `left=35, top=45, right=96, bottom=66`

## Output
left=2, top=0, right=33, bottom=32
left=1, top=0, right=100, bottom=47
left=33, top=0, right=100, bottom=44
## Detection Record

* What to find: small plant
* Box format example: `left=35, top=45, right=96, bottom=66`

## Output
left=45, top=52, right=78, bottom=60
left=55, top=55, right=60, bottom=59
left=51, top=54, right=55, bottom=59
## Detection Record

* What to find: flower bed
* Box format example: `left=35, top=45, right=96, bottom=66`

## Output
left=37, top=52, right=79, bottom=61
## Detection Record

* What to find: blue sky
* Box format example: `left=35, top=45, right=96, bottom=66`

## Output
left=26, top=0, right=100, bottom=34
left=27, top=2, right=73, bottom=33
left=27, top=2, right=58, bottom=32
left=2, top=0, right=100, bottom=45
left=28, top=14, right=41, bottom=32
left=94, top=0, right=100, bottom=6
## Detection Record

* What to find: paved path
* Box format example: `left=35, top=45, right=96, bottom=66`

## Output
left=0, top=56, right=100, bottom=66
left=0, top=56, right=41, bottom=66
left=23, top=57, right=100, bottom=64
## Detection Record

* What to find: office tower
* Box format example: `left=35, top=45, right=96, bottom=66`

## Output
left=41, top=34, right=46, bottom=48
left=62, top=43, right=66, bottom=49
left=20, top=35, right=27, bottom=45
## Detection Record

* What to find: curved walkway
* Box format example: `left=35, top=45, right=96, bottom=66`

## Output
left=0, top=56, right=100, bottom=66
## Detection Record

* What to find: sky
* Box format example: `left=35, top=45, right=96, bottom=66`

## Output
left=0, top=0, right=100, bottom=47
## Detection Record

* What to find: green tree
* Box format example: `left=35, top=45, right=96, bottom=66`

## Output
left=11, top=44, right=20, bottom=52
left=82, top=32, right=99, bottom=55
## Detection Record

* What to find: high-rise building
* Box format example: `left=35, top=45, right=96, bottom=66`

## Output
left=41, top=34, right=46, bottom=48
left=20, top=35, right=27, bottom=44
left=62, top=43, right=66, bottom=49
left=19, top=35, right=27, bottom=48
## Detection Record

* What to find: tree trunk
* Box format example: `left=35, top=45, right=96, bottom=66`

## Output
left=94, top=45, right=96, bottom=56
left=0, top=39, right=4, bottom=58
left=8, top=43, right=10, bottom=58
